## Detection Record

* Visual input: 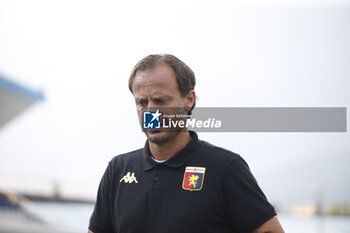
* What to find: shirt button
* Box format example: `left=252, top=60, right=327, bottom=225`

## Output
left=153, top=176, right=160, bottom=182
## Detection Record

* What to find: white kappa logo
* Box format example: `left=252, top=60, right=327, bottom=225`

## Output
left=120, top=172, right=138, bottom=184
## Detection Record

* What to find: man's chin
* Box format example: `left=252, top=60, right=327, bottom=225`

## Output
left=146, top=130, right=178, bottom=145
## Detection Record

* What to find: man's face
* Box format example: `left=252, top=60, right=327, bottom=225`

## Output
left=132, top=63, right=188, bottom=144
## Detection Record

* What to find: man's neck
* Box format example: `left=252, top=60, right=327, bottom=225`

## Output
left=149, top=131, right=192, bottom=161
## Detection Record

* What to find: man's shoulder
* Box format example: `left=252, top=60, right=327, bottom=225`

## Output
left=109, top=148, right=143, bottom=166
left=196, top=139, right=243, bottom=164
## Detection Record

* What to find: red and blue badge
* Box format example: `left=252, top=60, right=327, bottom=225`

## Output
left=182, top=166, right=206, bottom=191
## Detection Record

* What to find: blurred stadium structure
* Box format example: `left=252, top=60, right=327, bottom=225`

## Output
left=0, top=75, right=71, bottom=232
left=0, top=75, right=44, bottom=128
left=0, top=187, right=65, bottom=233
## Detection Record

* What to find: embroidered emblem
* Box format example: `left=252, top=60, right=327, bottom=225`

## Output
left=182, top=167, right=206, bottom=191
left=120, top=172, right=138, bottom=184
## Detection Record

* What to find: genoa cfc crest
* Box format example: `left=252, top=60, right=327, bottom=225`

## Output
left=182, top=166, right=206, bottom=191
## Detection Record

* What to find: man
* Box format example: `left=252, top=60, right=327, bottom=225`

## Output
left=89, top=54, right=284, bottom=233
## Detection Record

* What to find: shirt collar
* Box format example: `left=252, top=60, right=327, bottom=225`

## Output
left=143, top=131, right=199, bottom=171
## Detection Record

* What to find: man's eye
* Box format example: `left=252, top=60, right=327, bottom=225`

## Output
left=138, top=100, right=147, bottom=106
left=155, top=99, right=164, bottom=104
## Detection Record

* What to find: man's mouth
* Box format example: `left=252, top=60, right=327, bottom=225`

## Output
left=148, top=129, right=162, bottom=134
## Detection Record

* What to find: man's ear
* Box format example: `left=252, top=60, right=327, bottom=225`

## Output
left=184, top=90, right=196, bottom=113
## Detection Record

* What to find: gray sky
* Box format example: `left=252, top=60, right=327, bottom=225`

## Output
left=0, top=0, right=349, bottom=210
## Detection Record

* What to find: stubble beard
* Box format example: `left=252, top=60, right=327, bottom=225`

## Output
left=143, top=99, right=187, bottom=145
left=145, top=128, right=181, bottom=145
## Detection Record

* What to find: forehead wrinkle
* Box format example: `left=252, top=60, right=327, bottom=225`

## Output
left=135, top=76, right=177, bottom=89
left=133, top=78, right=179, bottom=96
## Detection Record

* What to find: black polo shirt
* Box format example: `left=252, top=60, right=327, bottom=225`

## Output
left=89, top=131, right=276, bottom=233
